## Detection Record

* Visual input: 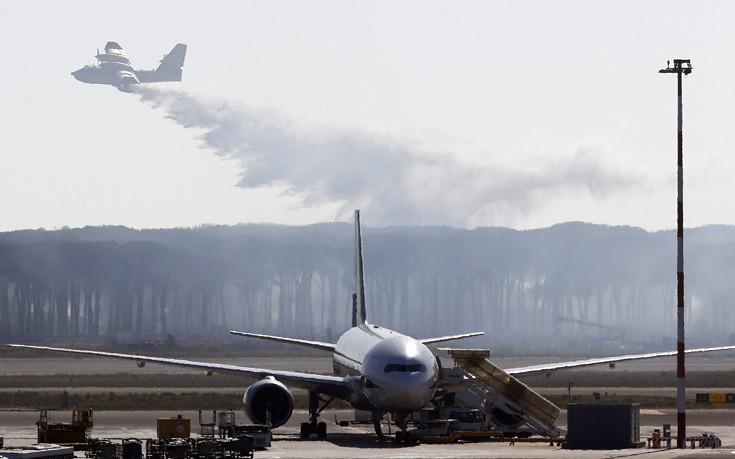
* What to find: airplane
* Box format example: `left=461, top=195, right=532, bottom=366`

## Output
left=6, top=210, right=735, bottom=442
left=71, top=41, right=187, bottom=92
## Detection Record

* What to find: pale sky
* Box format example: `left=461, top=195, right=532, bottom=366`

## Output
left=2, top=1, right=734, bottom=231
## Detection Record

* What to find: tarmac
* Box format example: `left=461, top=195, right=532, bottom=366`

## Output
left=1, top=354, right=734, bottom=457
left=2, top=408, right=734, bottom=458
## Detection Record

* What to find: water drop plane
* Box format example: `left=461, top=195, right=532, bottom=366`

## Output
left=72, top=41, right=186, bottom=92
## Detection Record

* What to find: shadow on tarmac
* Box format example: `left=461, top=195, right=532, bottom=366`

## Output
left=275, top=433, right=419, bottom=449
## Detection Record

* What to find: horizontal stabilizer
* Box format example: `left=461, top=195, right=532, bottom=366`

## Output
left=421, top=331, right=484, bottom=345
left=229, top=330, right=335, bottom=352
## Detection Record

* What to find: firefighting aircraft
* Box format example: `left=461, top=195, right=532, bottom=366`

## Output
left=7, top=210, right=735, bottom=441
left=71, top=41, right=186, bottom=92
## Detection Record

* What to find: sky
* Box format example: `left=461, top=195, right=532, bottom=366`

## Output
left=2, top=1, right=735, bottom=231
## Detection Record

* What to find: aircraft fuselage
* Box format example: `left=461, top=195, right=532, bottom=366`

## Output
left=71, top=63, right=133, bottom=85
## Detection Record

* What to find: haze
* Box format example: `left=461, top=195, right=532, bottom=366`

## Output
left=2, top=1, right=735, bottom=231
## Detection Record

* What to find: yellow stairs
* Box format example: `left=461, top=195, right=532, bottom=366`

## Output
left=445, top=348, right=560, bottom=437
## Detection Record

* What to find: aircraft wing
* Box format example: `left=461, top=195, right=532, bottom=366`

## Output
left=505, top=345, right=735, bottom=376
left=5, top=344, right=353, bottom=399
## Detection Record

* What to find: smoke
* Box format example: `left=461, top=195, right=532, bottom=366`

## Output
left=134, top=87, right=643, bottom=227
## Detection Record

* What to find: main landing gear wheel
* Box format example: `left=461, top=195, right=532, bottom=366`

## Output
left=299, top=421, right=327, bottom=439
left=299, top=391, right=333, bottom=439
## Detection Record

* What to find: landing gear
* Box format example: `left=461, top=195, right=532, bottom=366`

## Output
left=299, top=391, right=333, bottom=439
left=393, top=412, right=411, bottom=444
left=299, top=421, right=327, bottom=439
left=372, top=420, right=385, bottom=439
left=372, top=412, right=386, bottom=440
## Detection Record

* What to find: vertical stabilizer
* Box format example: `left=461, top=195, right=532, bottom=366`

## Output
left=157, top=44, right=187, bottom=71
left=353, top=210, right=368, bottom=326
left=139, top=43, right=187, bottom=83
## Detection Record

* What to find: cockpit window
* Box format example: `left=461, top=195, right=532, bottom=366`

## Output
left=384, top=363, right=427, bottom=373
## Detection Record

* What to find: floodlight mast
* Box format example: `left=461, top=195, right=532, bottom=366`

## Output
left=658, top=58, right=692, bottom=449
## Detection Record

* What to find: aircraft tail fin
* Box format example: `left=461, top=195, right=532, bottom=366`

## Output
left=157, top=44, right=187, bottom=71
left=352, top=210, right=368, bottom=327
left=140, top=43, right=186, bottom=82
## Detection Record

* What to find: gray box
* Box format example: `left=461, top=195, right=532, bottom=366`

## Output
left=565, top=403, right=644, bottom=449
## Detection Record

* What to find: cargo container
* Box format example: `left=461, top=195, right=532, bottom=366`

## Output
left=156, top=416, right=190, bottom=440
left=565, top=403, right=644, bottom=449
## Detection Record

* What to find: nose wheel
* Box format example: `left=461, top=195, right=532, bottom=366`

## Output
left=299, top=391, right=333, bottom=439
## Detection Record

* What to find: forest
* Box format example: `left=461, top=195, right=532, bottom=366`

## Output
left=1, top=222, right=734, bottom=353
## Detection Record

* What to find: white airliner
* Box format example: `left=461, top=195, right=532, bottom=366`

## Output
left=7, top=210, right=735, bottom=440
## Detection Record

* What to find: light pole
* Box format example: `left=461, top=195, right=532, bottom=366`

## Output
left=658, top=58, right=692, bottom=448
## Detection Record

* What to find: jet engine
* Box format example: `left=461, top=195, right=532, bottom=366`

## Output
left=243, top=377, right=294, bottom=427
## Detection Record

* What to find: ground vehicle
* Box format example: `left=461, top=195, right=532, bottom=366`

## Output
left=445, top=408, right=485, bottom=431
left=406, top=419, right=502, bottom=443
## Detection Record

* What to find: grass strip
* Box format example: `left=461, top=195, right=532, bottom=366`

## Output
left=1, top=390, right=732, bottom=411
left=0, top=390, right=352, bottom=411
left=1, top=370, right=733, bottom=389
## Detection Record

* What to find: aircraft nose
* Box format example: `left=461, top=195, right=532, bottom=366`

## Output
left=362, top=372, right=436, bottom=411
left=391, top=386, right=433, bottom=408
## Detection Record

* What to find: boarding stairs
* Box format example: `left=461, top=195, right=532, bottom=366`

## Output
left=441, top=349, right=561, bottom=438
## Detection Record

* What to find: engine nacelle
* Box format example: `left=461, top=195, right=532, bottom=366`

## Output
left=243, top=377, right=294, bottom=428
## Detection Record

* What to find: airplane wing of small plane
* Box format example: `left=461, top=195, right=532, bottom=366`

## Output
left=5, top=344, right=353, bottom=399
left=504, top=344, right=735, bottom=376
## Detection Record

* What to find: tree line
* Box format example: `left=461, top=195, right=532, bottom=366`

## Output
left=1, top=222, right=733, bottom=351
